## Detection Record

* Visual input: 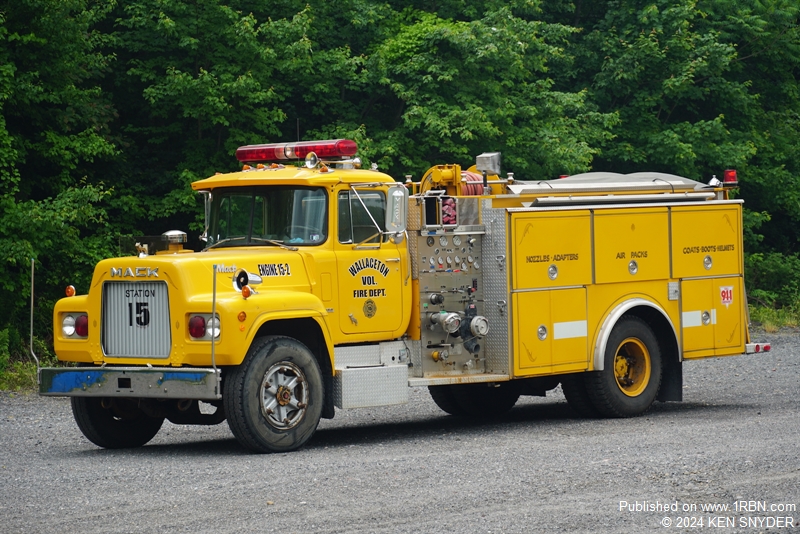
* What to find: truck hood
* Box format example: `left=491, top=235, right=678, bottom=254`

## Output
left=91, top=247, right=312, bottom=298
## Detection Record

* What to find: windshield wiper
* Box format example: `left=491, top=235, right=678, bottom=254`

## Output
left=205, top=237, right=245, bottom=250
left=205, top=236, right=298, bottom=251
left=247, top=237, right=299, bottom=251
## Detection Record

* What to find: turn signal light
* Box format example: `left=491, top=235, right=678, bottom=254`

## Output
left=188, top=315, right=206, bottom=338
left=65, top=285, right=76, bottom=297
left=75, top=315, right=89, bottom=337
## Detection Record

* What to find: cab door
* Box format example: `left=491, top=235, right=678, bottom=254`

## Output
left=335, top=188, right=404, bottom=335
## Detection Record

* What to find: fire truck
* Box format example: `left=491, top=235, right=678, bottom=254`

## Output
left=37, top=139, right=770, bottom=453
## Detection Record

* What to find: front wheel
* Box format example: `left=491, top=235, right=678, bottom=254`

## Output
left=586, top=316, right=662, bottom=417
left=71, top=397, right=164, bottom=449
left=224, top=336, right=324, bottom=453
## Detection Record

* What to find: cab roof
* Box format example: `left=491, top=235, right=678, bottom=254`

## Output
left=191, top=165, right=397, bottom=190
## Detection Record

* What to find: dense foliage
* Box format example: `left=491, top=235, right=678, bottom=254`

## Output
left=2, top=0, right=799, bottom=360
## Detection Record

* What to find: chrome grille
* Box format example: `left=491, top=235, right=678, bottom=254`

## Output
left=102, top=281, right=171, bottom=358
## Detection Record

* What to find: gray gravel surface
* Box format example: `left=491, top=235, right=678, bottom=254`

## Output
left=1, top=332, right=798, bottom=533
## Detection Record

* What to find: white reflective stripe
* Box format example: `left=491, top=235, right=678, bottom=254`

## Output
left=553, top=320, right=588, bottom=340
left=682, top=311, right=702, bottom=328
left=682, top=310, right=717, bottom=327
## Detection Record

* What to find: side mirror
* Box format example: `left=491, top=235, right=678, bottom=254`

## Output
left=385, top=183, right=408, bottom=234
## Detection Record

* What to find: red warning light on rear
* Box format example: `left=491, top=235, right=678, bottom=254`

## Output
left=723, top=169, right=738, bottom=185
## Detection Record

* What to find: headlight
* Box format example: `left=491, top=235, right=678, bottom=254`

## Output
left=62, top=315, right=76, bottom=337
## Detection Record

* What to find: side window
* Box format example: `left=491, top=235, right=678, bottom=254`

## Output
left=338, top=190, right=386, bottom=244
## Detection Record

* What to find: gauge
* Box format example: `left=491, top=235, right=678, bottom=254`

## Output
left=429, top=257, right=436, bottom=266
left=446, top=256, right=452, bottom=265
left=453, top=235, right=462, bottom=246
left=434, top=248, right=440, bottom=255
left=426, top=236, right=435, bottom=247
left=439, top=235, right=448, bottom=247
left=461, top=247, right=466, bottom=253
left=461, top=262, right=468, bottom=270
left=438, top=256, right=444, bottom=265
left=474, top=260, right=480, bottom=269
left=468, top=255, right=474, bottom=263
left=454, top=256, right=461, bottom=263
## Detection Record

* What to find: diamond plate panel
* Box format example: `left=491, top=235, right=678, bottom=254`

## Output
left=333, top=365, right=409, bottom=408
left=482, top=200, right=511, bottom=374
left=408, top=196, right=424, bottom=231
left=334, top=345, right=380, bottom=368
left=334, top=341, right=409, bottom=369
left=409, top=229, right=420, bottom=280
left=407, top=339, right=423, bottom=377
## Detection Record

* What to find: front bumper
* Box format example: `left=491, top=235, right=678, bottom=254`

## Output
left=39, top=367, right=221, bottom=400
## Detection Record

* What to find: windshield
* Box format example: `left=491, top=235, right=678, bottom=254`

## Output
left=207, top=186, right=328, bottom=247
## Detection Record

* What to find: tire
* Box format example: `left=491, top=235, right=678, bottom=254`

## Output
left=586, top=315, right=662, bottom=417
left=428, top=386, right=468, bottom=416
left=430, top=382, right=520, bottom=418
left=560, top=375, right=601, bottom=418
left=224, top=336, right=324, bottom=453
left=71, top=397, right=164, bottom=449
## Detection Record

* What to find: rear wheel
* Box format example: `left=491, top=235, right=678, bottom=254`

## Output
left=71, top=397, right=164, bottom=449
left=586, top=316, right=662, bottom=417
left=225, top=336, right=324, bottom=453
left=560, top=375, right=601, bottom=418
left=428, top=386, right=467, bottom=416
left=430, top=383, right=520, bottom=418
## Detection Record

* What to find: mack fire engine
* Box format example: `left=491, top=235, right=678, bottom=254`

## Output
left=37, top=139, right=770, bottom=453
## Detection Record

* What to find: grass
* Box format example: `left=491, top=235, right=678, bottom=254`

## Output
left=749, top=304, right=799, bottom=333
left=0, top=360, right=40, bottom=392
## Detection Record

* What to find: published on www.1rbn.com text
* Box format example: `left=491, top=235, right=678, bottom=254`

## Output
left=619, top=500, right=797, bottom=529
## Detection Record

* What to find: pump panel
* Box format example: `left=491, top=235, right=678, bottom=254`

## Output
left=416, top=231, right=487, bottom=377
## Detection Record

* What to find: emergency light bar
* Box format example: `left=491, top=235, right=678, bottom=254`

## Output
left=235, top=139, right=357, bottom=163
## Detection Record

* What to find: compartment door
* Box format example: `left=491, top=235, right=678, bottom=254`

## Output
left=680, top=279, right=715, bottom=358
left=681, top=277, right=745, bottom=358
left=513, top=288, right=588, bottom=377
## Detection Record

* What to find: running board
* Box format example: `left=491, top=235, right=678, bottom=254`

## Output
left=408, top=374, right=510, bottom=387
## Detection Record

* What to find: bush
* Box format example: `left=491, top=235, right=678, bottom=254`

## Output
left=745, top=252, right=800, bottom=308
left=0, top=329, right=8, bottom=373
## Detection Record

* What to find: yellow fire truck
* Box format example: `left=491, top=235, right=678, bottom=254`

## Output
left=37, top=139, right=770, bottom=453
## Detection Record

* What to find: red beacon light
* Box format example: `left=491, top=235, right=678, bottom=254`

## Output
left=235, top=139, right=358, bottom=163
left=723, top=169, right=738, bottom=187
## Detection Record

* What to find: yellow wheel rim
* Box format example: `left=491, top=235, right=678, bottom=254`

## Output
left=613, top=337, right=651, bottom=397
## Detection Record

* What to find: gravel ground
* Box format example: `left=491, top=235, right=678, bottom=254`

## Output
left=1, top=331, right=798, bottom=533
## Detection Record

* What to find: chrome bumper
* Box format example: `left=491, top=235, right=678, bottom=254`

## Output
left=39, top=367, right=221, bottom=400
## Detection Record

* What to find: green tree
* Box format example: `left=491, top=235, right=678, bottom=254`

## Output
left=0, top=0, right=118, bottom=358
